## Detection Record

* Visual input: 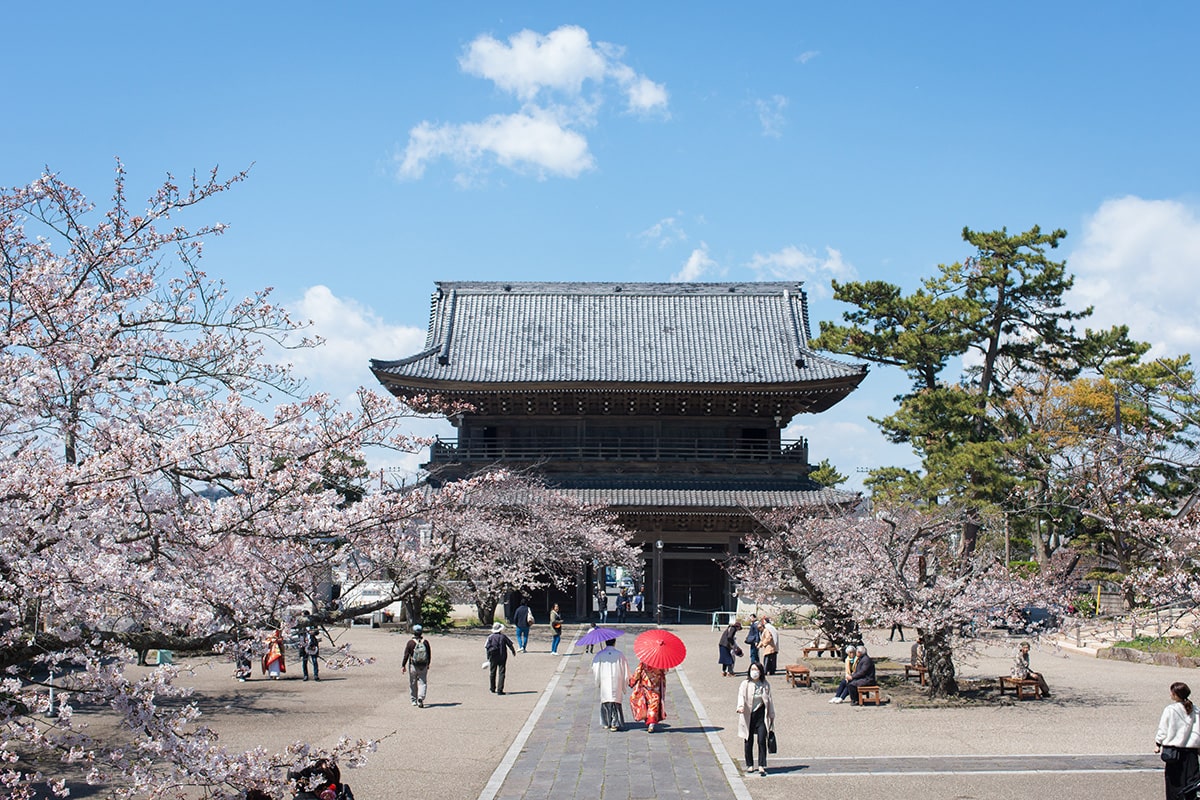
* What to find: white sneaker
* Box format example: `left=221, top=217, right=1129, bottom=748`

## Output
left=828, top=696, right=841, bottom=704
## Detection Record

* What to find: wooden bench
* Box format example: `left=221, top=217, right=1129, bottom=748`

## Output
left=784, top=664, right=811, bottom=688
left=855, top=685, right=883, bottom=705
left=999, top=676, right=1042, bottom=700
left=904, top=664, right=928, bottom=686
left=802, top=645, right=841, bottom=658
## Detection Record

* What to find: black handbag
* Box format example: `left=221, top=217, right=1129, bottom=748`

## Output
left=767, top=729, right=778, bottom=754
left=1161, top=745, right=1183, bottom=763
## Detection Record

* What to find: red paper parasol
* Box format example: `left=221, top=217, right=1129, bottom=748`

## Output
left=633, top=629, right=687, bottom=669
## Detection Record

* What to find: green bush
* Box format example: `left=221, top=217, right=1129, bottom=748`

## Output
left=420, top=592, right=453, bottom=631
left=1117, top=636, right=1200, bottom=657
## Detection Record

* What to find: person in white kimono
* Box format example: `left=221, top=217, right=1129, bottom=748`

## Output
left=591, top=639, right=630, bottom=732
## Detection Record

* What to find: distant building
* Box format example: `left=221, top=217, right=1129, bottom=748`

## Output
left=371, top=282, right=866, bottom=621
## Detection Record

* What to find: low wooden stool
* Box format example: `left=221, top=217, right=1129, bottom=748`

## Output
left=999, top=676, right=1041, bottom=700
left=856, top=685, right=883, bottom=705
left=784, top=664, right=811, bottom=688
left=904, top=664, right=928, bottom=686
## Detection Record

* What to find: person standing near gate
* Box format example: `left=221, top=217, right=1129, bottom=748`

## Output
left=300, top=627, right=321, bottom=682
left=401, top=624, right=431, bottom=708
left=744, top=615, right=761, bottom=669
left=513, top=598, right=533, bottom=653
left=485, top=622, right=517, bottom=695
left=591, top=638, right=629, bottom=731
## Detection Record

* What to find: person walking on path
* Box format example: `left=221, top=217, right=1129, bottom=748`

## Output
left=736, top=661, right=776, bottom=776
left=485, top=622, right=517, bottom=695
left=401, top=624, right=431, bottom=707
left=718, top=622, right=743, bottom=677
left=628, top=660, right=668, bottom=733
left=744, top=615, right=761, bottom=668
left=889, top=621, right=905, bottom=642
left=1155, top=681, right=1200, bottom=800
left=596, top=586, right=608, bottom=623
left=300, top=627, right=321, bottom=682
left=830, top=644, right=875, bottom=704
left=549, top=603, right=564, bottom=654
left=759, top=618, right=778, bottom=676
left=591, top=638, right=630, bottom=731
left=262, top=628, right=286, bottom=680
left=513, top=599, right=533, bottom=653
left=1011, top=641, right=1051, bottom=698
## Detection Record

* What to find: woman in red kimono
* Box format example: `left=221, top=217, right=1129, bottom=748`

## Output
left=628, top=661, right=667, bottom=732
left=262, top=629, right=286, bottom=680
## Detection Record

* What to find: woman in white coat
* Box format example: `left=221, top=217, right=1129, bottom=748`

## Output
left=1155, top=681, right=1200, bottom=800
left=736, top=661, right=776, bottom=776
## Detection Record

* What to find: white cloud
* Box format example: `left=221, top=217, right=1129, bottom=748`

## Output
left=746, top=245, right=856, bottom=295
left=397, top=110, right=595, bottom=181
left=1069, top=196, right=1200, bottom=358
left=755, top=95, right=788, bottom=138
left=460, top=25, right=607, bottom=101
left=796, top=50, right=819, bottom=64
left=639, top=215, right=688, bottom=249
left=281, top=285, right=427, bottom=400
left=398, top=25, right=667, bottom=181
left=671, top=242, right=718, bottom=282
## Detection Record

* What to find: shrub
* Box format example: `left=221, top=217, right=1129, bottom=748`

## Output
left=421, top=592, right=453, bottom=631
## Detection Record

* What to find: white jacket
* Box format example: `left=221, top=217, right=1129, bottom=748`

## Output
left=591, top=646, right=630, bottom=704
left=735, top=678, right=775, bottom=740
left=1156, top=702, right=1200, bottom=748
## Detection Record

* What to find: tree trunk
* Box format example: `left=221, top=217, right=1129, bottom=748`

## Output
left=475, top=595, right=499, bottom=626
left=921, top=627, right=959, bottom=698
left=402, top=592, right=426, bottom=628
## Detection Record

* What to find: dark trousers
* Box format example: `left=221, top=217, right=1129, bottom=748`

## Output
left=764, top=653, right=777, bottom=675
left=489, top=660, right=507, bottom=693
left=1165, top=747, right=1200, bottom=800
left=301, top=653, right=319, bottom=679
left=600, top=702, right=625, bottom=729
left=744, top=707, right=768, bottom=768
left=748, top=645, right=760, bottom=667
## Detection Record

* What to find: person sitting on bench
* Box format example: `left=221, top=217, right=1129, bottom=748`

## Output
left=1011, top=641, right=1051, bottom=698
left=911, top=636, right=925, bottom=667
left=830, top=645, right=875, bottom=704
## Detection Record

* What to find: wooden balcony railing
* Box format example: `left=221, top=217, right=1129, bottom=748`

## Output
left=428, top=436, right=808, bottom=464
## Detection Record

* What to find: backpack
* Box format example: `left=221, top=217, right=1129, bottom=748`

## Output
left=410, top=638, right=429, bottom=667
left=304, top=632, right=319, bottom=656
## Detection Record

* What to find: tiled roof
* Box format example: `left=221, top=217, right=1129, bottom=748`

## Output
left=556, top=487, right=861, bottom=510
left=371, top=281, right=866, bottom=388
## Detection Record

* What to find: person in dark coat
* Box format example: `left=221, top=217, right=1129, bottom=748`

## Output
left=718, top=622, right=743, bottom=676
left=512, top=600, right=532, bottom=652
left=485, top=622, right=517, bottom=695
left=744, top=614, right=761, bottom=667
left=829, top=644, right=875, bottom=704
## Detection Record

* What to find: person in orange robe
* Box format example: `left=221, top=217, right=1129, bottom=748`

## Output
left=628, top=661, right=668, bottom=732
left=262, top=629, right=286, bottom=679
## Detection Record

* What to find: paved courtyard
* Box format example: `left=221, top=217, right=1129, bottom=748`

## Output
left=107, top=620, right=1179, bottom=800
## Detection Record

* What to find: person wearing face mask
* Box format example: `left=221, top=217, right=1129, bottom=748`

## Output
left=736, top=661, right=776, bottom=776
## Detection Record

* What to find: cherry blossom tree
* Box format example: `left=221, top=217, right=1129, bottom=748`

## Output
left=0, top=164, right=461, bottom=798
left=734, top=503, right=1064, bottom=697
left=436, top=474, right=642, bottom=625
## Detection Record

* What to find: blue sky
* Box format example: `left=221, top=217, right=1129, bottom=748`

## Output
left=5, top=3, right=1200, bottom=488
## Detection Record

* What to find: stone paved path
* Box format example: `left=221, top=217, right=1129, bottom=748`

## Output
left=482, top=633, right=745, bottom=800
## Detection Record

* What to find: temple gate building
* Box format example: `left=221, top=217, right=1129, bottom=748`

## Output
left=370, top=281, right=867, bottom=622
